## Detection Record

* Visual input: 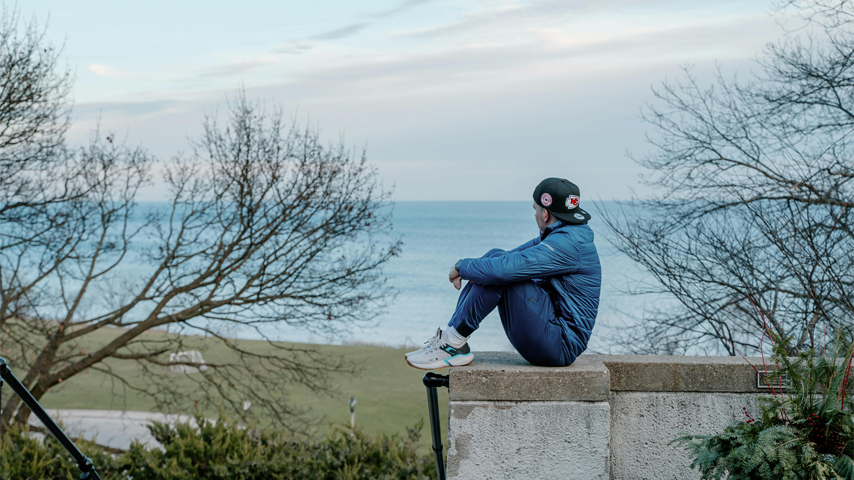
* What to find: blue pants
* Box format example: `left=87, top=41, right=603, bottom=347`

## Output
left=448, top=248, right=577, bottom=367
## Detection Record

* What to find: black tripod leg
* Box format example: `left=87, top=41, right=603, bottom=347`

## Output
left=423, top=372, right=449, bottom=480
left=0, top=358, right=102, bottom=480
left=426, top=384, right=445, bottom=479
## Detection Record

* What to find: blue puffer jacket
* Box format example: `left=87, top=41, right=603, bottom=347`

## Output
left=456, top=221, right=602, bottom=352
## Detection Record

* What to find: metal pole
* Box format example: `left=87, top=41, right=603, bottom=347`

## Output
left=0, top=358, right=102, bottom=480
left=423, top=372, right=449, bottom=480
left=0, top=370, right=4, bottom=446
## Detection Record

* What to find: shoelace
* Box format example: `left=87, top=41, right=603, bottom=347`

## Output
left=422, top=328, right=446, bottom=355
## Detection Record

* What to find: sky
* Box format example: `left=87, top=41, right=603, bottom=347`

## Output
left=19, top=0, right=786, bottom=201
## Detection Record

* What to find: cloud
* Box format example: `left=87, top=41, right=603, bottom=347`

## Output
left=295, top=16, right=776, bottom=97
left=372, top=0, right=434, bottom=19
left=306, top=0, right=433, bottom=42
left=202, top=57, right=279, bottom=78
left=310, top=22, right=370, bottom=41
left=393, top=0, right=736, bottom=39
left=276, top=43, right=313, bottom=55
left=88, top=64, right=134, bottom=79
left=394, top=0, right=610, bottom=38
left=61, top=0, right=780, bottom=203
left=73, top=99, right=180, bottom=118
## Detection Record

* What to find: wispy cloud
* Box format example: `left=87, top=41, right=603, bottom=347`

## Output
left=393, top=0, right=730, bottom=39
left=276, top=43, right=313, bottom=55
left=74, top=99, right=180, bottom=118
left=285, top=15, right=777, bottom=103
left=310, top=22, right=370, bottom=41
left=88, top=64, right=134, bottom=79
left=202, top=57, right=279, bottom=78
left=308, top=0, right=433, bottom=41
left=372, top=0, right=434, bottom=19
left=394, top=1, right=602, bottom=38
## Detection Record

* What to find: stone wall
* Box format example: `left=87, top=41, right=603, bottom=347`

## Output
left=446, top=353, right=768, bottom=480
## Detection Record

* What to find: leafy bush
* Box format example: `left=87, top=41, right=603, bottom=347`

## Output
left=0, top=422, right=119, bottom=480
left=674, top=332, right=854, bottom=480
left=674, top=421, right=840, bottom=480
left=0, top=416, right=437, bottom=480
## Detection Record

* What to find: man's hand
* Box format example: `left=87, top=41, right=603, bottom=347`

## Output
left=449, top=266, right=462, bottom=290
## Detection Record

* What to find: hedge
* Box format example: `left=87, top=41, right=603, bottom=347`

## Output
left=0, top=415, right=437, bottom=480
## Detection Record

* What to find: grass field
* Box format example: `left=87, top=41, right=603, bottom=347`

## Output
left=22, top=329, right=449, bottom=453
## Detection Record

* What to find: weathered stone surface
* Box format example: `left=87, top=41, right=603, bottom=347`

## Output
left=603, top=355, right=766, bottom=393
left=609, top=392, right=761, bottom=480
left=449, top=352, right=610, bottom=402
left=444, top=353, right=778, bottom=479
left=447, top=400, right=611, bottom=480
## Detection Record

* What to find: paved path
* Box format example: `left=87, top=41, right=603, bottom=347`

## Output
left=28, top=409, right=196, bottom=450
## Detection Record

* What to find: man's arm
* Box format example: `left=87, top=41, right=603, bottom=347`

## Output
left=508, top=237, right=539, bottom=253
left=457, top=233, right=579, bottom=285
left=448, top=237, right=542, bottom=290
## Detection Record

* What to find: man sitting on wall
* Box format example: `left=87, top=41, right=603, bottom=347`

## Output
left=405, top=177, right=602, bottom=369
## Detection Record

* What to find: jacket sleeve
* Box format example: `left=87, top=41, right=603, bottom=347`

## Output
left=458, top=233, right=579, bottom=285
left=508, top=237, right=539, bottom=253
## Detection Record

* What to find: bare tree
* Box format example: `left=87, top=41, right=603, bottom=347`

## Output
left=0, top=12, right=398, bottom=429
left=0, top=7, right=79, bottom=218
left=603, top=0, right=854, bottom=356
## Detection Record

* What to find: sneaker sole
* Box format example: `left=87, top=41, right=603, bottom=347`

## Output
left=405, top=352, right=474, bottom=370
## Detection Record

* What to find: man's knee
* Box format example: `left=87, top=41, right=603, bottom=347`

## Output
left=482, top=248, right=506, bottom=258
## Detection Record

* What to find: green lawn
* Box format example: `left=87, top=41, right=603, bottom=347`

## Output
left=27, top=330, right=449, bottom=453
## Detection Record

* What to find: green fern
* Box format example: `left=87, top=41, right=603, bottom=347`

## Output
left=675, top=331, right=854, bottom=480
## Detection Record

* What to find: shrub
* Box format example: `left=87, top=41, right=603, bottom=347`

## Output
left=0, top=422, right=119, bottom=480
left=0, top=416, right=437, bottom=480
left=674, top=332, right=854, bottom=480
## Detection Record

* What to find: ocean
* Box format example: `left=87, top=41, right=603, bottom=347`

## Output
left=273, top=201, right=656, bottom=353
left=44, top=201, right=660, bottom=353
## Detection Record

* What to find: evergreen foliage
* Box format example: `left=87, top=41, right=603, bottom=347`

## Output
left=0, top=421, right=119, bottom=480
left=674, top=332, right=854, bottom=479
left=674, top=421, right=838, bottom=479
left=0, top=414, right=437, bottom=480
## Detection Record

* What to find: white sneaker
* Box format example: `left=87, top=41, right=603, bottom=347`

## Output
left=405, top=327, right=443, bottom=358
left=406, top=335, right=473, bottom=370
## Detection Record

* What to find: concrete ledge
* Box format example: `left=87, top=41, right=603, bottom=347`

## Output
left=603, top=355, right=765, bottom=393
left=449, top=352, right=610, bottom=402
left=450, top=353, right=768, bottom=399
left=446, top=352, right=777, bottom=480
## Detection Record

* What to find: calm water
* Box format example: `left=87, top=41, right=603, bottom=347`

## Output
left=44, top=201, right=660, bottom=353
left=289, top=201, right=656, bottom=352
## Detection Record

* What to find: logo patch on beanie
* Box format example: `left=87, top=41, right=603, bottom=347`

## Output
left=566, top=195, right=580, bottom=210
left=540, top=193, right=552, bottom=207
